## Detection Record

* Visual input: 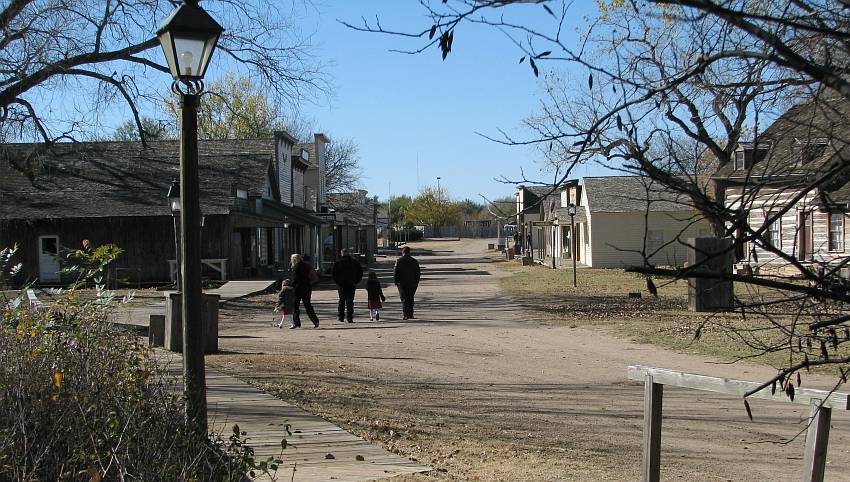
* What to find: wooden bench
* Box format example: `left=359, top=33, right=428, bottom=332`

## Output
left=26, top=289, right=45, bottom=311
left=628, top=365, right=849, bottom=482
left=168, top=258, right=227, bottom=282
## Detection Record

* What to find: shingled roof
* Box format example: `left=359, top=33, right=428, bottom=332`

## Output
left=327, top=191, right=376, bottom=225
left=713, top=96, right=850, bottom=185
left=0, top=139, right=276, bottom=220
left=583, top=176, right=694, bottom=213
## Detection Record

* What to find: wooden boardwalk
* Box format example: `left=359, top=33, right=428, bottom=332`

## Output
left=160, top=352, right=430, bottom=481
left=206, top=280, right=277, bottom=302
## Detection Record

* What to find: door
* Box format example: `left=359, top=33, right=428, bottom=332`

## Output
left=573, top=225, right=581, bottom=263
left=38, top=235, right=60, bottom=283
left=798, top=211, right=812, bottom=261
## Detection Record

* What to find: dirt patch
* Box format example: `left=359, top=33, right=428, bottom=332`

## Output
left=204, top=239, right=850, bottom=481
left=209, top=353, right=633, bottom=481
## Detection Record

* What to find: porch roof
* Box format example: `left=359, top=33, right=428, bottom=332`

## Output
left=259, top=199, right=326, bottom=226
left=0, top=139, right=276, bottom=221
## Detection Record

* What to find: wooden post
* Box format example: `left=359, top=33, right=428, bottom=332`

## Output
left=802, top=398, right=831, bottom=482
left=179, top=92, right=207, bottom=433
left=642, top=374, right=663, bottom=482
left=148, top=314, right=165, bottom=347
left=688, top=237, right=734, bottom=312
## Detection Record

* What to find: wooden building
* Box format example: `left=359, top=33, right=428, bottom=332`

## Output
left=326, top=191, right=378, bottom=265
left=0, top=134, right=326, bottom=286
left=713, top=97, right=850, bottom=270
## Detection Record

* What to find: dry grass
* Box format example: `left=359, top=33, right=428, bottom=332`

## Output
left=490, top=256, right=799, bottom=368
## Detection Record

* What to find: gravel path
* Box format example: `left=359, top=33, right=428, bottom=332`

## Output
left=210, top=239, right=850, bottom=481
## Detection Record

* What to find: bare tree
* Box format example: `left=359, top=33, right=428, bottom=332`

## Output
left=0, top=0, right=329, bottom=145
left=346, top=0, right=850, bottom=399
left=325, top=137, right=364, bottom=194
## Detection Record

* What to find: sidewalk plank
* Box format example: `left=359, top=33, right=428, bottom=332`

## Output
left=158, top=352, right=429, bottom=481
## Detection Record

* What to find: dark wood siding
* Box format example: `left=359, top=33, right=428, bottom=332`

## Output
left=0, top=214, right=231, bottom=285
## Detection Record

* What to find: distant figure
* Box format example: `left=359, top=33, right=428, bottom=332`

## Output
left=393, top=246, right=421, bottom=320
left=332, top=248, right=363, bottom=323
left=513, top=232, right=521, bottom=255
left=525, top=232, right=532, bottom=258
left=274, top=279, right=295, bottom=329
left=289, top=254, right=320, bottom=329
left=366, top=271, right=386, bottom=321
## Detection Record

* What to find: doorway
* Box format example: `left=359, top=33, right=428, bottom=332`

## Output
left=798, top=211, right=812, bottom=261
left=38, top=235, right=60, bottom=283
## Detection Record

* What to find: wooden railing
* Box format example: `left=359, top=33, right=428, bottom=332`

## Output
left=628, top=365, right=849, bottom=482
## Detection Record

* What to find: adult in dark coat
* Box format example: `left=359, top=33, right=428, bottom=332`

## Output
left=393, top=246, right=421, bottom=320
left=289, top=253, right=319, bottom=328
left=332, top=248, right=363, bottom=322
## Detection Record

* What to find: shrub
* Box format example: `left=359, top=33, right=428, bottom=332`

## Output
left=0, top=244, right=281, bottom=480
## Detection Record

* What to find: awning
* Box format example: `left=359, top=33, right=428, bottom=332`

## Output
left=260, top=199, right=327, bottom=226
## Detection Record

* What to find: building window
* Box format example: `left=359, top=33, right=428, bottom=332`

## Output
left=765, top=211, right=781, bottom=248
left=828, top=211, right=844, bottom=252
left=734, top=146, right=769, bottom=170
left=647, top=230, right=664, bottom=252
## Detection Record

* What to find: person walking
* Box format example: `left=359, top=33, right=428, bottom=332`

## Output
left=289, top=253, right=320, bottom=329
left=365, top=271, right=386, bottom=321
left=332, top=248, right=363, bottom=323
left=393, top=246, right=421, bottom=320
left=274, top=279, right=295, bottom=329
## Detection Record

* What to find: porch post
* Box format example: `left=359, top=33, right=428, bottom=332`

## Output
left=642, top=373, right=663, bottom=482
left=802, top=398, right=831, bottom=482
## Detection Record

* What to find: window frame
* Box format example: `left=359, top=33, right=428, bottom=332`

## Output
left=646, top=229, right=664, bottom=252
left=765, top=211, right=782, bottom=249
left=828, top=211, right=844, bottom=252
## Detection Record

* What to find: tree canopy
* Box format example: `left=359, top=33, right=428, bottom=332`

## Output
left=0, top=0, right=328, bottom=145
left=404, top=186, right=464, bottom=227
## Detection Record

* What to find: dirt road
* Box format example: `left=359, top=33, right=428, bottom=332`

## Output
left=210, top=239, right=850, bottom=481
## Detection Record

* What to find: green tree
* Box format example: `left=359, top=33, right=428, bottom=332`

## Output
left=386, top=194, right=414, bottom=227
left=168, top=74, right=284, bottom=140
left=111, top=117, right=172, bottom=141
left=404, top=187, right=463, bottom=227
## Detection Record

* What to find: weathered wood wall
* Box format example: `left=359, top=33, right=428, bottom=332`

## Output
left=0, top=214, right=231, bottom=285
left=726, top=185, right=848, bottom=266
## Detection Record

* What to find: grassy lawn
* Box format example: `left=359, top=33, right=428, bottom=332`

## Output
left=490, top=255, right=797, bottom=369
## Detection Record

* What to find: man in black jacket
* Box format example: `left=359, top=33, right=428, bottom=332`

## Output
left=393, top=246, right=421, bottom=320
left=332, top=248, right=363, bottom=322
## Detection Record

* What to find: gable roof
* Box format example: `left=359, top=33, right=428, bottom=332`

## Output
left=0, top=139, right=276, bottom=220
left=713, top=96, right=850, bottom=184
left=583, top=176, right=694, bottom=213
left=327, top=191, right=376, bottom=225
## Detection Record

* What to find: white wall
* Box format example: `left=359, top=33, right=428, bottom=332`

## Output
left=587, top=211, right=709, bottom=268
left=293, top=169, right=305, bottom=208
left=277, top=138, right=293, bottom=205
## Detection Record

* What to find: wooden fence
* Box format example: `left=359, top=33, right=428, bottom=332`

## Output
left=628, top=365, right=849, bottom=482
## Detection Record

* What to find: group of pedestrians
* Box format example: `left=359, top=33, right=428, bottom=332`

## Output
left=274, top=246, right=421, bottom=329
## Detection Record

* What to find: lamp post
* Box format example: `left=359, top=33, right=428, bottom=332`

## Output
left=567, top=203, right=577, bottom=288
left=436, top=177, right=441, bottom=237
left=167, top=180, right=182, bottom=288
left=157, top=0, right=223, bottom=434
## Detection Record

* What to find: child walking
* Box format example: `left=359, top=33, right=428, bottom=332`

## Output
left=274, top=279, right=296, bottom=328
left=365, top=271, right=386, bottom=321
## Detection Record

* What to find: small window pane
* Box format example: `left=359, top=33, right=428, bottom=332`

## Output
left=647, top=230, right=664, bottom=252
left=829, top=212, right=843, bottom=251
left=766, top=212, right=781, bottom=248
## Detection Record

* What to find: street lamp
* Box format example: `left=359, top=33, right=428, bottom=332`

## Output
left=567, top=203, right=577, bottom=288
left=158, top=0, right=223, bottom=434
left=167, top=180, right=182, bottom=288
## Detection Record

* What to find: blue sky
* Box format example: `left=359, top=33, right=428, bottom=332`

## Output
left=293, top=1, right=612, bottom=203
